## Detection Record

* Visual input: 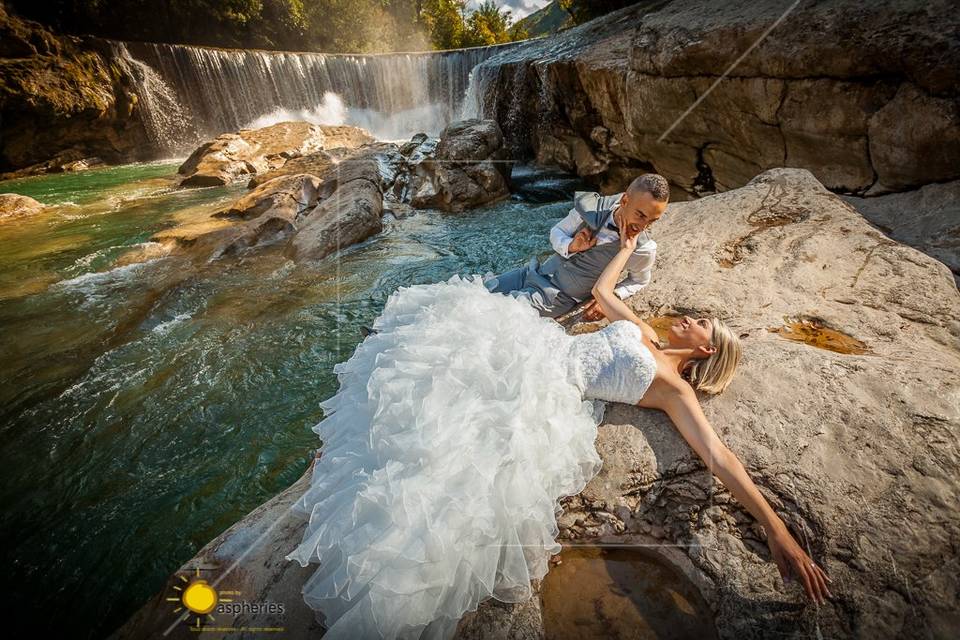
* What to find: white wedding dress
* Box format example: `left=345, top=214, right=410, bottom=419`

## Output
left=284, top=273, right=657, bottom=639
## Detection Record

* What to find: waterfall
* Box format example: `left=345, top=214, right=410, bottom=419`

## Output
left=110, top=42, right=193, bottom=155
left=115, top=41, right=525, bottom=153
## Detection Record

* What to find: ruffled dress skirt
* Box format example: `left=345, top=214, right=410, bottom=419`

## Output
left=284, top=273, right=606, bottom=639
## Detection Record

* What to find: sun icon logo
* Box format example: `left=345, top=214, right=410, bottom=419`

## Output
left=167, top=566, right=235, bottom=628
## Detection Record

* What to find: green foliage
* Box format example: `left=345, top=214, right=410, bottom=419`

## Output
left=462, top=1, right=514, bottom=47
left=7, top=0, right=531, bottom=52
left=557, top=0, right=635, bottom=26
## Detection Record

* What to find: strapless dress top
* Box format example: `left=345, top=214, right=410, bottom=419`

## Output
left=562, top=319, right=658, bottom=405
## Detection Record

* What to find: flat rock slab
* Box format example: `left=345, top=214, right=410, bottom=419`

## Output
left=842, top=180, right=960, bottom=286
left=178, top=122, right=373, bottom=188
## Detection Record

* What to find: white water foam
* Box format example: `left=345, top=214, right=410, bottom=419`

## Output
left=242, top=91, right=447, bottom=141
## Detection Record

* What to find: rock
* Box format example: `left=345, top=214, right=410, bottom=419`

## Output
left=203, top=173, right=322, bottom=258
left=0, top=5, right=151, bottom=173
left=214, top=174, right=321, bottom=221
left=177, top=122, right=373, bottom=188
left=407, top=119, right=512, bottom=212
left=842, top=180, right=960, bottom=285
left=473, top=0, right=960, bottom=197
left=247, top=148, right=348, bottom=189
left=116, top=167, right=960, bottom=639
left=285, top=174, right=383, bottom=263
left=552, top=168, right=959, bottom=639
left=866, top=83, right=960, bottom=193
left=0, top=193, right=44, bottom=220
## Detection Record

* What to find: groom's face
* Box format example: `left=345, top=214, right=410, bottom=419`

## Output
left=618, top=191, right=667, bottom=237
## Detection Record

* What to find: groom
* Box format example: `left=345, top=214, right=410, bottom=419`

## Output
left=483, top=173, right=670, bottom=320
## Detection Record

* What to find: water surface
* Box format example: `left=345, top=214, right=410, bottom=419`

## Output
left=0, top=164, right=569, bottom=638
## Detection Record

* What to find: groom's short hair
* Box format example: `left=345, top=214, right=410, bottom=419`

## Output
left=627, top=174, right=670, bottom=202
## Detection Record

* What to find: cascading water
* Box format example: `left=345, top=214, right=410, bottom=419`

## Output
left=115, top=40, right=526, bottom=152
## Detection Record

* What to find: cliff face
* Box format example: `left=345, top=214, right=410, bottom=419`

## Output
left=471, top=0, right=960, bottom=198
left=0, top=4, right=149, bottom=174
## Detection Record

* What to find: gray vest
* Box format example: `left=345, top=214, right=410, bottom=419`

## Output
left=539, top=191, right=624, bottom=301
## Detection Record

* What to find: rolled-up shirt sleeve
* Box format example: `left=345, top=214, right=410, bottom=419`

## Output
left=613, top=240, right=657, bottom=299
left=549, top=208, right=582, bottom=259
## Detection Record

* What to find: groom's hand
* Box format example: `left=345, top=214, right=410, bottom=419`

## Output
left=568, top=228, right=597, bottom=254
left=582, top=299, right=605, bottom=321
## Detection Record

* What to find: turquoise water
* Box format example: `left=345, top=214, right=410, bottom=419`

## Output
left=0, top=163, right=574, bottom=638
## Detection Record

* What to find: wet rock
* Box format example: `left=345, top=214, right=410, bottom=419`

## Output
left=286, top=174, right=383, bottom=263
left=0, top=193, right=44, bottom=220
left=177, top=122, right=373, bottom=188
left=407, top=119, right=512, bottom=212
left=214, top=173, right=321, bottom=221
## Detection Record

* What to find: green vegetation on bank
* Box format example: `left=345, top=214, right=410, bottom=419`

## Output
left=7, top=0, right=531, bottom=52
left=7, top=0, right=637, bottom=52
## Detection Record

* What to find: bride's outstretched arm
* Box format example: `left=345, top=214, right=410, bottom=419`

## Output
left=660, top=381, right=833, bottom=604
left=590, top=233, right=658, bottom=340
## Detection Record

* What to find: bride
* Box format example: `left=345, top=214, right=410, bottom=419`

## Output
left=284, top=228, right=833, bottom=638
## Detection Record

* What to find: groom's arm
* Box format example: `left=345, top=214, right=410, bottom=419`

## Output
left=612, top=240, right=657, bottom=299
left=549, top=208, right=583, bottom=258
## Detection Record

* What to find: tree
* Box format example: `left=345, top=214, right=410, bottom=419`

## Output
left=421, top=0, right=468, bottom=50
left=462, top=0, right=513, bottom=47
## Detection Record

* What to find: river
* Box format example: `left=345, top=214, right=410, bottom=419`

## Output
left=0, top=162, right=578, bottom=638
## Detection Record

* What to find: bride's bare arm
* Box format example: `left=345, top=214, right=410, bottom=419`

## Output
left=659, top=381, right=833, bottom=604
left=591, top=236, right=659, bottom=342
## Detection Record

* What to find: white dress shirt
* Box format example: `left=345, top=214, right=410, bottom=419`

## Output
left=549, top=194, right=657, bottom=299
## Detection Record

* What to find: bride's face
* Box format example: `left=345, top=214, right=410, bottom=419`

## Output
left=667, top=316, right=715, bottom=356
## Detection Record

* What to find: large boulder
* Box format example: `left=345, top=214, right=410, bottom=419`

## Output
left=112, top=168, right=960, bottom=640
left=285, top=168, right=384, bottom=263
left=474, top=0, right=960, bottom=197
left=407, top=119, right=512, bottom=212
left=177, top=122, right=374, bottom=188
left=0, top=193, right=44, bottom=220
left=549, top=168, right=960, bottom=639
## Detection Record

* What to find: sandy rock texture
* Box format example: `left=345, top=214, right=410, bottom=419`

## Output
left=842, top=180, right=960, bottom=286
left=547, top=167, right=960, bottom=640
left=177, top=122, right=373, bottom=188
left=0, top=193, right=44, bottom=220
left=112, top=168, right=960, bottom=640
left=472, top=0, right=959, bottom=198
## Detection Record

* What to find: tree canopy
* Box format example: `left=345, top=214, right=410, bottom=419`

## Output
left=8, top=0, right=530, bottom=53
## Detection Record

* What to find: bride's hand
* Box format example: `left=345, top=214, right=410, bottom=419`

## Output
left=767, top=524, right=833, bottom=605
left=619, top=230, right=640, bottom=252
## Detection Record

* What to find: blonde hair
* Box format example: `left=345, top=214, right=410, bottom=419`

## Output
left=684, top=318, right=742, bottom=394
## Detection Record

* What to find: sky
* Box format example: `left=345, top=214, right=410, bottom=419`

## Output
left=465, top=0, right=553, bottom=21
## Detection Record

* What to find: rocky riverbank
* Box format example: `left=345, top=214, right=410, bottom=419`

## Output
left=0, top=4, right=151, bottom=176
left=468, top=0, right=959, bottom=199
left=110, top=167, right=960, bottom=639
left=152, top=118, right=513, bottom=265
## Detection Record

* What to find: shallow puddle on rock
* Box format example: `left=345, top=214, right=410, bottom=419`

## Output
left=768, top=318, right=870, bottom=354
left=541, top=546, right=717, bottom=640
left=571, top=315, right=682, bottom=340
left=644, top=315, right=684, bottom=342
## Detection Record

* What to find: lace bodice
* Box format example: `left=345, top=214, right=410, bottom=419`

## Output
left=562, top=320, right=658, bottom=405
